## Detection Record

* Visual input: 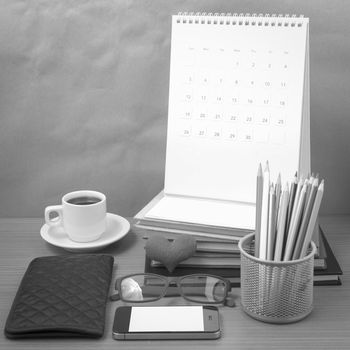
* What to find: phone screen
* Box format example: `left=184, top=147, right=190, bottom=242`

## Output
left=129, top=306, right=204, bottom=332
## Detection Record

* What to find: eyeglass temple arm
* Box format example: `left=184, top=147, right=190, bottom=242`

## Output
left=110, top=292, right=121, bottom=301
left=224, top=296, right=236, bottom=307
left=224, top=282, right=236, bottom=307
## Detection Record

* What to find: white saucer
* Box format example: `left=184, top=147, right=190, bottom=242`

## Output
left=40, top=213, right=130, bottom=252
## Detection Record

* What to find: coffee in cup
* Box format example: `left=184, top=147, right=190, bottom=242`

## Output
left=45, top=190, right=107, bottom=242
left=66, top=196, right=102, bottom=206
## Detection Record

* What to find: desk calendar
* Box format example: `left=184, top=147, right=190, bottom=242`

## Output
left=138, top=13, right=310, bottom=230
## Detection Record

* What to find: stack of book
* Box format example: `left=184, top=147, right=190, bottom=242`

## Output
left=144, top=226, right=342, bottom=286
left=134, top=192, right=254, bottom=242
left=150, top=238, right=241, bottom=269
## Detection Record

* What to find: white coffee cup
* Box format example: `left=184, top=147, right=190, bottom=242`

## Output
left=44, top=190, right=107, bottom=242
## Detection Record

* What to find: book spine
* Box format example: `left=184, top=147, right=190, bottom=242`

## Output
left=134, top=224, right=243, bottom=242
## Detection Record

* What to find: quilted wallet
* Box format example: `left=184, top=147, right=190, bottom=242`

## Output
left=5, top=254, right=114, bottom=339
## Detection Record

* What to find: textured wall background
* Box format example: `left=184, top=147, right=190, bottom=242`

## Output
left=0, top=0, right=349, bottom=217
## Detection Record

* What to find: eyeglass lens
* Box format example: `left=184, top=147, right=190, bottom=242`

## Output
left=179, top=275, right=226, bottom=303
left=120, top=275, right=166, bottom=302
left=120, top=274, right=226, bottom=303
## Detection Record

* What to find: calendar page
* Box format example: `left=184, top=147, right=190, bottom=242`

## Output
left=164, top=14, right=309, bottom=204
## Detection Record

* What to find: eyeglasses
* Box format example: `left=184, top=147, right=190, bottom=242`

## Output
left=110, top=273, right=235, bottom=307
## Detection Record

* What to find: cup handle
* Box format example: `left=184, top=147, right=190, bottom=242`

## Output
left=45, top=205, right=63, bottom=227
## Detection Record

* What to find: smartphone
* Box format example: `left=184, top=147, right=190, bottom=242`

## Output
left=112, top=305, right=220, bottom=340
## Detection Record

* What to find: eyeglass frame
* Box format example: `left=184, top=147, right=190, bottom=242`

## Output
left=110, top=273, right=235, bottom=307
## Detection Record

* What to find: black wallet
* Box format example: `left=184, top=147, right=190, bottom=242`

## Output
left=5, top=254, right=114, bottom=339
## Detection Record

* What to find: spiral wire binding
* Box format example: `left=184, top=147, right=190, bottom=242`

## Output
left=176, top=12, right=306, bottom=27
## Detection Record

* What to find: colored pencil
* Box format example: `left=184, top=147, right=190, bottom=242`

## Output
left=274, top=183, right=289, bottom=261
left=293, top=177, right=319, bottom=260
left=283, top=180, right=307, bottom=261
left=259, top=161, right=270, bottom=260
left=299, top=180, right=324, bottom=258
left=267, top=184, right=277, bottom=260
left=255, top=163, right=263, bottom=257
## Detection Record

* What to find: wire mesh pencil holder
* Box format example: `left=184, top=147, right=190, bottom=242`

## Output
left=238, top=233, right=316, bottom=324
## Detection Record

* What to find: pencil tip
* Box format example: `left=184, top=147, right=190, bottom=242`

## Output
left=264, top=161, right=270, bottom=172
left=318, top=180, right=324, bottom=191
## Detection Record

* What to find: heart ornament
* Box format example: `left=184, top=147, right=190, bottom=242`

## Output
left=145, top=235, right=197, bottom=272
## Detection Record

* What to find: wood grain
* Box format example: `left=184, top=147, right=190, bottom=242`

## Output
left=0, top=217, right=349, bottom=349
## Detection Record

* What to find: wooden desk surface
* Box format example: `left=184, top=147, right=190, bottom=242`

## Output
left=0, top=216, right=349, bottom=349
